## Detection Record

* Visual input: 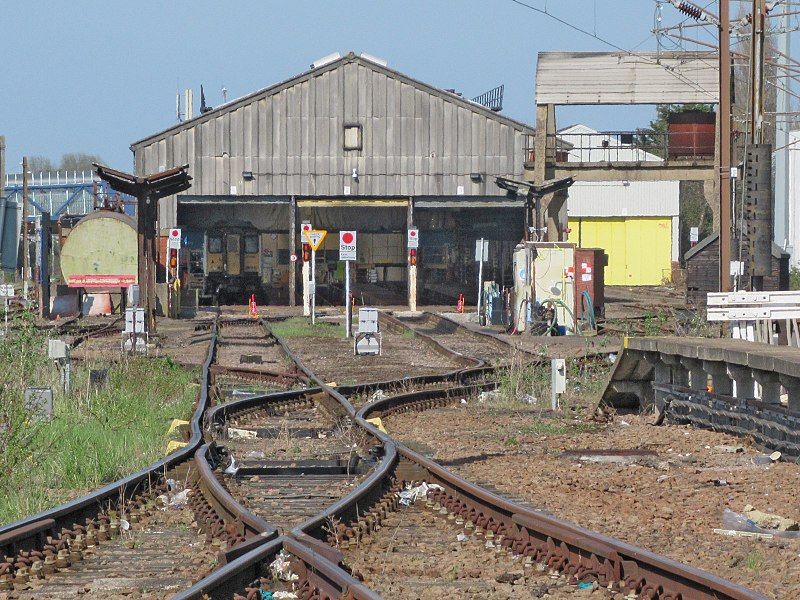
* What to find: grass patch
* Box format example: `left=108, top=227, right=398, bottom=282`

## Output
left=517, top=420, right=597, bottom=436
left=270, top=317, right=341, bottom=339
left=490, top=353, right=610, bottom=414
left=0, top=313, right=198, bottom=525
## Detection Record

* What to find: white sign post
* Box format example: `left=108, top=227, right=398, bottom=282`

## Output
left=167, top=228, right=181, bottom=280
left=304, top=229, right=327, bottom=325
left=407, top=228, right=419, bottom=312
left=301, top=222, right=312, bottom=316
left=0, top=284, right=14, bottom=334
left=475, top=238, right=488, bottom=323
left=339, top=231, right=357, bottom=338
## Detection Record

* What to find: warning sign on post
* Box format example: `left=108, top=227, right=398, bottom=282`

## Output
left=168, top=228, right=182, bottom=249
left=407, top=228, right=419, bottom=249
left=304, top=229, right=328, bottom=252
left=339, top=231, right=357, bottom=261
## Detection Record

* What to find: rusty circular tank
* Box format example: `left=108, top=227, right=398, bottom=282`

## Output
left=667, top=110, right=715, bottom=159
left=60, top=211, right=137, bottom=287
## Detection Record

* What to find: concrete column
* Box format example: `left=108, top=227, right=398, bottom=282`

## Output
left=652, top=360, right=672, bottom=414
left=779, top=373, right=800, bottom=412
left=703, top=360, right=733, bottom=395
left=661, top=354, right=688, bottom=386
left=727, top=364, right=755, bottom=399
left=534, top=103, right=557, bottom=239
left=407, top=197, right=417, bottom=312
left=680, top=357, right=708, bottom=391
left=409, top=266, right=417, bottom=312
left=752, top=370, right=782, bottom=404
left=289, top=195, right=296, bottom=307
left=302, top=260, right=310, bottom=316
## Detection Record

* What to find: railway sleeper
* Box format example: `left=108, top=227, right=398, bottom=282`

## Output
left=0, top=466, right=246, bottom=592
left=0, top=475, right=179, bottom=590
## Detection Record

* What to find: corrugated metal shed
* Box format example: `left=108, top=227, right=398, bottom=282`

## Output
left=132, top=52, right=534, bottom=227
left=535, top=52, right=719, bottom=105
left=567, top=180, right=679, bottom=218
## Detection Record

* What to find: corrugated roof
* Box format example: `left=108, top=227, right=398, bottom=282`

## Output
left=535, top=51, right=719, bottom=105
left=684, top=232, right=789, bottom=261
left=132, top=52, right=534, bottom=149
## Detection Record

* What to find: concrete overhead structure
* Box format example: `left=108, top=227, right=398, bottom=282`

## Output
left=530, top=51, right=720, bottom=248
left=130, top=52, right=536, bottom=307
left=535, top=52, right=719, bottom=105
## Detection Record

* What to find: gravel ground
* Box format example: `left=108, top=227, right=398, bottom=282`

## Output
left=384, top=404, right=800, bottom=599
left=394, top=311, right=517, bottom=365
left=272, top=316, right=464, bottom=385
left=343, top=502, right=614, bottom=599
left=216, top=320, right=293, bottom=372
left=441, top=312, right=621, bottom=360
left=72, top=315, right=214, bottom=367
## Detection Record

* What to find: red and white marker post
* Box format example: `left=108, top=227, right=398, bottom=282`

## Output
left=339, top=231, right=357, bottom=337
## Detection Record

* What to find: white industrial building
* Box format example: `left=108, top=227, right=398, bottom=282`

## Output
left=560, top=124, right=680, bottom=286
left=788, top=129, right=800, bottom=265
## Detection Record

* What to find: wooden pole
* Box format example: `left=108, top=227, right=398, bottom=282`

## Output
left=21, top=157, right=29, bottom=288
left=719, top=0, right=733, bottom=292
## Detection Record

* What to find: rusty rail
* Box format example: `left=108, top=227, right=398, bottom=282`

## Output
left=174, top=535, right=381, bottom=600
left=354, top=383, right=768, bottom=600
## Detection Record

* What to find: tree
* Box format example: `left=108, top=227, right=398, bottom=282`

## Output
left=27, top=155, right=56, bottom=173
left=59, top=153, right=103, bottom=172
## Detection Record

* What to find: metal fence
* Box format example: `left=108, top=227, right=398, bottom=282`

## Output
left=3, top=170, right=102, bottom=217
left=523, top=131, right=715, bottom=165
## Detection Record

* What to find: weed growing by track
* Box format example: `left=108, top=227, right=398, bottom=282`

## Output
left=0, top=314, right=198, bottom=525
left=493, top=352, right=610, bottom=411
left=270, top=317, right=340, bottom=339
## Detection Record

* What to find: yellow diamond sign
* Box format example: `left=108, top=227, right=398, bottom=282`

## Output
left=304, top=229, right=328, bottom=251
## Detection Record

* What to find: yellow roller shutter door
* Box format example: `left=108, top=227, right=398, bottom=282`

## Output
left=568, top=217, right=672, bottom=285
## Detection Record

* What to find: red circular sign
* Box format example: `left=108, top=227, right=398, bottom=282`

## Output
left=409, top=230, right=417, bottom=237
left=342, top=232, right=354, bottom=244
left=171, top=229, right=179, bottom=237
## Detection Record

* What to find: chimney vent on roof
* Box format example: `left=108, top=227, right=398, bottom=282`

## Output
left=311, top=52, right=342, bottom=69
left=360, top=53, right=388, bottom=67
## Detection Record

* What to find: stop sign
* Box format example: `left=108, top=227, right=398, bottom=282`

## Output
left=339, top=230, right=357, bottom=261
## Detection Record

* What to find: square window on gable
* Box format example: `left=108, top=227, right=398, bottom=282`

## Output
left=343, top=124, right=363, bottom=151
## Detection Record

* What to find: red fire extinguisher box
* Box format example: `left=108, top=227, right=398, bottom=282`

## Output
left=574, top=248, right=606, bottom=319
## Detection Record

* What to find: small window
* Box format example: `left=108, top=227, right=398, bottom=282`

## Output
left=244, top=235, right=259, bottom=253
left=343, top=124, right=362, bottom=150
left=208, top=236, right=223, bottom=253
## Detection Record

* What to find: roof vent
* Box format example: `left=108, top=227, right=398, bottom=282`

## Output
left=360, top=53, right=388, bottom=67
left=311, top=52, right=342, bottom=69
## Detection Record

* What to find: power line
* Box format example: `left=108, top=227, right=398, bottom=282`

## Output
left=507, top=0, right=719, bottom=100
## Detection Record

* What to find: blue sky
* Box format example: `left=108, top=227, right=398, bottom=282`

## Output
left=2, top=0, right=666, bottom=172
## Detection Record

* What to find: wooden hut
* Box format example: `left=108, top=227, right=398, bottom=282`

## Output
left=684, top=233, right=790, bottom=306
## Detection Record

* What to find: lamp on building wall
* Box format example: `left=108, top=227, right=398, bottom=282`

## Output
left=242, top=171, right=255, bottom=181
left=470, top=173, right=483, bottom=183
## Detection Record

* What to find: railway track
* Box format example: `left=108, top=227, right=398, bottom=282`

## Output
left=0, top=320, right=224, bottom=597
left=177, top=316, right=767, bottom=600
left=0, top=312, right=770, bottom=599
left=393, top=310, right=520, bottom=365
